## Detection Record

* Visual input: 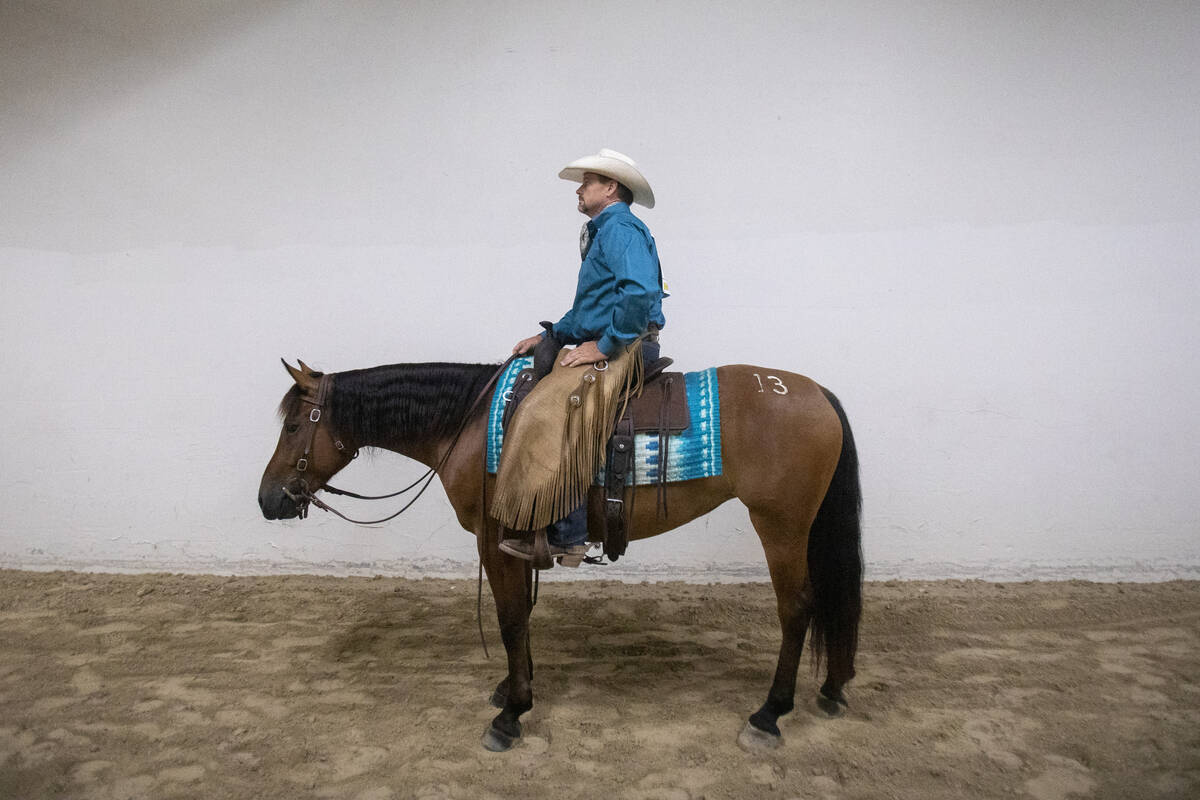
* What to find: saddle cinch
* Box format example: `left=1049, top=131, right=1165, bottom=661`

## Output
left=500, top=326, right=690, bottom=568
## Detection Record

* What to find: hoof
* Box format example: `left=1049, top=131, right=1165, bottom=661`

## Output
left=816, top=690, right=848, bottom=718
left=481, top=723, right=519, bottom=752
left=737, top=720, right=781, bottom=752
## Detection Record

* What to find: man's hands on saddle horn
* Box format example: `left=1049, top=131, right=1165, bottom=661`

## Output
left=511, top=335, right=607, bottom=367
left=559, top=340, right=607, bottom=367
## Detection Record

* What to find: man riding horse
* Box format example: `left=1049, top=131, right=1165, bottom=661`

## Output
left=500, top=149, right=666, bottom=564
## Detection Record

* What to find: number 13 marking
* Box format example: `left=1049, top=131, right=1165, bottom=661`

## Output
left=753, top=373, right=789, bottom=395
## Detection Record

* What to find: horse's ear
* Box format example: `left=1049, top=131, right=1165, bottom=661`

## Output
left=281, top=359, right=319, bottom=394
left=297, top=359, right=318, bottom=376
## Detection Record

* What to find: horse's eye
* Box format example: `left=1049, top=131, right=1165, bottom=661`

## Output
left=285, top=423, right=300, bottom=434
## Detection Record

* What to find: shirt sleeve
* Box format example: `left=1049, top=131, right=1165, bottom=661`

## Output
left=596, top=221, right=660, bottom=357
left=550, top=308, right=576, bottom=342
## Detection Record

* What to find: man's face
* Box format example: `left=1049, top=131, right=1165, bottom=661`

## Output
left=576, top=172, right=615, bottom=218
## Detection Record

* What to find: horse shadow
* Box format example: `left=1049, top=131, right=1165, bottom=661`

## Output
left=323, top=582, right=778, bottom=718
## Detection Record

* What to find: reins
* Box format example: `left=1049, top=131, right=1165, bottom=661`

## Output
left=323, top=472, right=432, bottom=501
left=286, top=355, right=518, bottom=525
left=283, top=356, right=519, bottom=661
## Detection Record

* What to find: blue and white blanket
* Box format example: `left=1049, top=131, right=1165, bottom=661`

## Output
left=486, top=357, right=722, bottom=485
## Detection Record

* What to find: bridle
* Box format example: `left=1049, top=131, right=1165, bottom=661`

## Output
left=278, top=354, right=523, bottom=659
left=280, top=372, right=356, bottom=518
left=280, top=357, right=517, bottom=525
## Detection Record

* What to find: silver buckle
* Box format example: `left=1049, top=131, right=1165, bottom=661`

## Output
left=309, top=408, right=321, bottom=423
left=297, top=457, right=308, bottom=472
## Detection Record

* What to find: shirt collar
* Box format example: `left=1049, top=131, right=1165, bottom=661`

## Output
left=587, top=201, right=629, bottom=233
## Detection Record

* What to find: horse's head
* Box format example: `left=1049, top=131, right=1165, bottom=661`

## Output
left=258, top=359, right=357, bottom=520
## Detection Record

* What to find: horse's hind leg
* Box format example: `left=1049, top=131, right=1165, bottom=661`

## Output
left=740, top=511, right=813, bottom=751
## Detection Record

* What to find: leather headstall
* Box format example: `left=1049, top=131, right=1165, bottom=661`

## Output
left=294, top=373, right=353, bottom=475
left=282, top=373, right=355, bottom=518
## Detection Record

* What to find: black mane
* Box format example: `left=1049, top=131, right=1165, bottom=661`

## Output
left=279, top=362, right=500, bottom=445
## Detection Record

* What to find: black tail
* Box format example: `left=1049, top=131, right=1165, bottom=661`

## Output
left=806, top=387, right=863, bottom=683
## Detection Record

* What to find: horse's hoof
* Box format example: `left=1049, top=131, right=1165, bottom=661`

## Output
left=816, top=690, right=848, bottom=718
left=489, top=689, right=506, bottom=709
left=737, top=720, right=781, bottom=752
left=481, top=723, right=518, bottom=752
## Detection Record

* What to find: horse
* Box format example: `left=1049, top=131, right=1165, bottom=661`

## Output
left=258, top=357, right=862, bottom=752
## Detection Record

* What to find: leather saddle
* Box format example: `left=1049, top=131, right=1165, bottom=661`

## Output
left=499, top=326, right=690, bottom=567
left=594, top=359, right=689, bottom=562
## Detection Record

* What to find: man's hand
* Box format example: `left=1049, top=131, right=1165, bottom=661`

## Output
left=560, top=340, right=607, bottom=367
left=512, top=335, right=543, bottom=355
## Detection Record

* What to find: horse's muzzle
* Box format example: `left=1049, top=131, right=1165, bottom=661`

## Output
left=258, top=481, right=307, bottom=520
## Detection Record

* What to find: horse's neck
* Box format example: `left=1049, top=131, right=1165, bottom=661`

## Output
left=369, top=432, right=448, bottom=470
left=331, top=362, right=494, bottom=469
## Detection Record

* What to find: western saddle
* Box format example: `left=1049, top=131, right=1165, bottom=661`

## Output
left=498, top=327, right=690, bottom=569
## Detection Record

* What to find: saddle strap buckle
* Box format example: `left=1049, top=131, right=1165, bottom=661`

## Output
left=603, top=419, right=636, bottom=561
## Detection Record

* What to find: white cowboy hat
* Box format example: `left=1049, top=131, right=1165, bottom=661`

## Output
left=558, top=148, right=655, bottom=209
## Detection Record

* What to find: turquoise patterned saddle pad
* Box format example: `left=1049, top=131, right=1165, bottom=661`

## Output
left=486, top=357, right=722, bottom=485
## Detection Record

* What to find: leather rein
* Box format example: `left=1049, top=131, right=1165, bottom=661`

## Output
left=282, top=356, right=517, bottom=525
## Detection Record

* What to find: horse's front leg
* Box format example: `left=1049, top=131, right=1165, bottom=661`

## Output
left=489, top=631, right=532, bottom=709
left=479, top=526, right=534, bottom=752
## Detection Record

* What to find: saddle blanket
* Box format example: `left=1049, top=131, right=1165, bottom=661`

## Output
left=486, top=356, right=723, bottom=485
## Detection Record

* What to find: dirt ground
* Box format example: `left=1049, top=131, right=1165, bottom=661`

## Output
left=0, top=570, right=1197, bottom=800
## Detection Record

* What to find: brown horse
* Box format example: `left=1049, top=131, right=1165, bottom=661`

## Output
left=258, top=358, right=862, bottom=752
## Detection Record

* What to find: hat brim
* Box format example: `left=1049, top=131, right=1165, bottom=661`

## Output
left=559, top=157, right=655, bottom=209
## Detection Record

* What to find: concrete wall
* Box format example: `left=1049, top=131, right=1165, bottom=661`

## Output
left=2, top=1, right=1198, bottom=581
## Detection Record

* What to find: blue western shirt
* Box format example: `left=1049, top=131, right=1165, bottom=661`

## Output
left=550, top=202, right=666, bottom=357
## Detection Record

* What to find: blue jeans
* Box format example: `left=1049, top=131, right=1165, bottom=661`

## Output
left=548, top=338, right=660, bottom=547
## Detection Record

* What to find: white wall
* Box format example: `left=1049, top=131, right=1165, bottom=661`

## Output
left=2, top=1, right=1198, bottom=581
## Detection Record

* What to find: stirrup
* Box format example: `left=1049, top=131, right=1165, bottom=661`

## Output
left=558, top=549, right=586, bottom=568
left=498, top=529, right=556, bottom=571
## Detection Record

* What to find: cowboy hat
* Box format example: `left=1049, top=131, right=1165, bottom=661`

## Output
left=558, top=148, right=655, bottom=208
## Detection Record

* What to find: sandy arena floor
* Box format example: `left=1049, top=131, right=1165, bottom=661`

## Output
left=0, top=570, right=1197, bottom=799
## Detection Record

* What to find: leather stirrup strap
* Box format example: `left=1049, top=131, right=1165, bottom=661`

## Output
left=604, top=415, right=634, bottom=561
left=657, top=375, right=674, bottom=519
left=532, top=529, right=554, bottom=571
